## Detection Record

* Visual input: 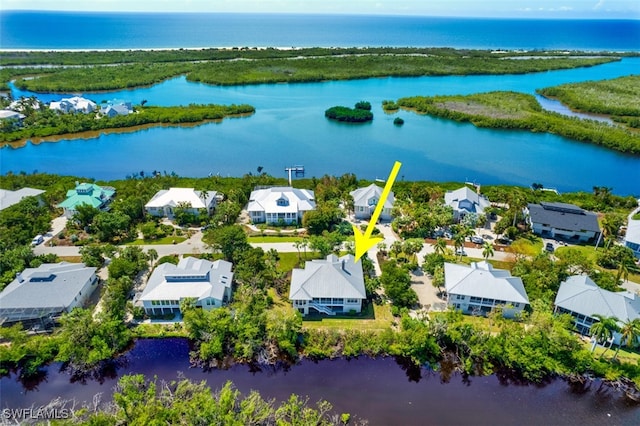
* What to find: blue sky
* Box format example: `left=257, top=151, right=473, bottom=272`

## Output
left=1, top=0, right=639, bottom=19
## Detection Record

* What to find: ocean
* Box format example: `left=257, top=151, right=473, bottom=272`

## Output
left=1, top=11, right=639, bottom=51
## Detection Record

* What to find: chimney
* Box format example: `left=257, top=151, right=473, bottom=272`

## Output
left=476, top=184, right=481, bottom=194
left=16, top=272, right=24, bottom=283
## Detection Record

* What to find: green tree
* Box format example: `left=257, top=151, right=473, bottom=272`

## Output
left=614, top=318, right=640, bottom=359
left=482, top=241, right=494, bottom=260
left=203, top=225, right=249, bottom=262
left=380, top=260, right=417, bottom=309
left=72, top=203, right=100, bottom=228
left=79, top=244, right=105, bottom=267
left=433, top=237, right=447, bottom=256
left=589, top=314, right=620, bottom=355
left=93, top=210, right=132, bottom=242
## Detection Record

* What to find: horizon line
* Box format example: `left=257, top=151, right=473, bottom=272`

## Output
left=1, top=9, right=639, bottom=20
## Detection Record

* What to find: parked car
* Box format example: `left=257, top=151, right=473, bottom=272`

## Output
left=31, top=234, right=44, bottom=246
left=455, top=248, right=467, bottom=256
left=545, top=242, right=555, bottom=253
left=470, top=236, right=484, bottom=244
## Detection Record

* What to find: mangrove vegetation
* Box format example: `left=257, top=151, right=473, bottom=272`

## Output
left=395, top=91, right=640, bottom=154
left=325, top=101, right=373, bottom=123
left=0, top=100, right=255, bottom=145
left=2, top=49, right=620, bottom=92
left=537, top=74, right=640, bottom=128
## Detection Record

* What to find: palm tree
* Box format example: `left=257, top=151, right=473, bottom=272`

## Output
left=293, top=240, right=303, bottom=261
left=482, top=241, right=494, bottom=260
left=301, top=238, right=309, bottom=260
left=453, top=233, right=466, bottom=260
left=589, top=314, right=620, bottom=356
left=433, top=237, right=447, bottom=256
left=614, top=318, right=640, bottom=360
left=146, top=248, right=158, bottom=269
left=390, top=241, right=403, bottom=259
left=616, top=261, right=630, bottom=284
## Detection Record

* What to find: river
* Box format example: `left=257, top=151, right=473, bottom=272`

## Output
left=1, top=338, right=638, bottom=425
left=2, top=58, right=640, bottom=195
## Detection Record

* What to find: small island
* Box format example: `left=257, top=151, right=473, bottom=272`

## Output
left=325, top=101, right=373, bottom=123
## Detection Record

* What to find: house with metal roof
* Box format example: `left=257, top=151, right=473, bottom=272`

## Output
left=139, top=257, right=233, bottom=316
left=625, top=203, right=640, bottom=259
left=350, top=183, right=394, bottom=221
left=49, top=96, right=97, bottom=114
left=444, top=186, right=491, bottom=221
left=247, top=186, right=315, bottom=225
left=0, top=187, right=45, bottom=211
left=0, top=262, right=98, bottom=326
left=289, top=254, right=366, bottom=316
left=525, top=202, right=601, bottom=243
left=57, top=182, right=116, bottom=218
left=554, top=275, right=640, bottom=344
left=145, top=188, right=219, bottom=219
left=444, top=261, right=529, bottom=318
left=100, top=100, right=133, bottom=117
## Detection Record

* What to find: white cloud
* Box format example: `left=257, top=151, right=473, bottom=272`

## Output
left=593, top=0, right=606, bottom=10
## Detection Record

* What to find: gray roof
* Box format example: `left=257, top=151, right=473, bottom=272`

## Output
left=444, top=261, right=529, bottom=305
left=0, top=187, right=45, bottom=211
left=140, top=257, right=233, bottom=303
left=626, top=219, right=640, bottom=246
left=289, top=254, right=366, bottom=301
left=554, top=275, right=640, bottom=322
left=0, top=262, right=96, bottom=319
left=349, top=184, right=394, bottom=209
left=247, top=186, right=315, bottom=214
left=527, top=202, right=600, bottom=233
left=444, top=186, right=490, bottom=215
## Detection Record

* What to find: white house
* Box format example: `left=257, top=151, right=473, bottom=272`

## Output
left=350, top=183, right=394, bottom=221
left=554, top=275, right=640, bottom=344
left=49, top=96, right=97, bottom=114
left=0, top=262, right=98, bottom=325
left=289, top=254, right=366, bottom=316
left=247, top=186, right=315, bottom=225
left=444, top=261, right=529, bottom=318
left=139, top=257, right=233, bottom=316
left=525, top=202, right=601, bottom=243
left=0, top=187, right=45, bottom=211
left=444, top=186, right=490, bottom=221
left=0, top=110, right=26, bottom=121
left=625, top=205, right=640, bottom=259
left=145, top=188, right=219, bottom=219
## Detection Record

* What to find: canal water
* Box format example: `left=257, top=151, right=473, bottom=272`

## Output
left=1, top=338, right=638, bottom=425
left=2, top=58, right=640, bottom=195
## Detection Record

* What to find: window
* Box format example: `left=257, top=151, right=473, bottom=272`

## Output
left=346, top=298, right=359, bottom=304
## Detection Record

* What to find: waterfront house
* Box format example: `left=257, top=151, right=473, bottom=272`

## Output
left=444, top=186, right=491, bottom=221
left=0, top=262, right=98, bottom=325
left=0, top=187, right=45, bottom=211
left=100, top=100, right=133, bottom=117
left=49, top=96, right=97, bottom=114
left=139, top=257, right=233, bottom=316
left=554, top=275, right=640, bottom=345
left=525, top=202, right=601, bottom=243
left=350, top=183, right=394, bottom=221
left=145, top=188, right=219, bottom=219
left=289, top=254, right=366, bottom=316
left=57, top=182, right=116, bottom=218
left=247, top=186, right=315, bottom=225
left=0, top=110, right=26, bottom=123
left=625, top=216, right=640, bottom=259
left=444, top=261, right=529, bottom=318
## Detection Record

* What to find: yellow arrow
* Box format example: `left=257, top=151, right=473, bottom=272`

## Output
left=352, top=161, right=402, bottom=261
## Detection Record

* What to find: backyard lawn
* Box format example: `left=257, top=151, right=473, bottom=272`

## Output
left=301, top=302, right=394, bottom=332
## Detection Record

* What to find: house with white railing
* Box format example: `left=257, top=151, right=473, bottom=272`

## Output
left=350, top=183, right=394, bottom=221
left=246, top=186, right=315, bottom=225
left=289, top=254, right=366, bottom=316
left=444, top=261, right=529, bottom=318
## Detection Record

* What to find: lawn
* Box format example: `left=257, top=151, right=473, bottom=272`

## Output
left=276, top=251, right=325, bottom=273
left=248, top=236, right=304, bottom=243
left=301, top=302, right=394, bottom=332
left=581, top=341, right=640, bottom=365
left=128, top=236, right=188, bottom=245
left=555, top=245, right=640, bottom=284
